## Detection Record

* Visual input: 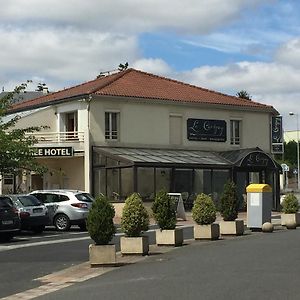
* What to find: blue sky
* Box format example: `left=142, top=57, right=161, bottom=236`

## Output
left=1, top=0, right=300, bottom=129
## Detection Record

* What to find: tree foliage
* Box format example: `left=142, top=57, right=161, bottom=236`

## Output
left=281, top=193, right=299, bottom=214
left=87, top=195, right=116, bottom=245
left=121, top=193, right=149, bottom=237
left=152, top=190, right=177, bottom=230
left=236, top=90, right=251, bottom=100
left=0, top=85, right=46, bottom=174
left=220, top=181, right=239, bottom=221
left=192, top=193, right=217, bottom=225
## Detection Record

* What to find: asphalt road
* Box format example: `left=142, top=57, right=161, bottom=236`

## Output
left=0, top=226, right=193, bottom=298
left=34, top=227, right=300, bottom=300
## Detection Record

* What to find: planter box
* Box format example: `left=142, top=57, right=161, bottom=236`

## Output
left=281, top=213, right=300, bottom=227
left=220, top=220, right=244, bottom=236
left=120, top=236, right=149, bottom=255
left=156, top=228, right=183, bottom=246
left=194, top=223, right=220, bottom=240
left=89, top=244, right=116, bottom=266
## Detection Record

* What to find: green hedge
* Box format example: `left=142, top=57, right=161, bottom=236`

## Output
left=192, top=193, right=216, bottom=225
left=152, top=190, right=177, bottom=230
left=220, top=181, right=239, bottom=221
left=86, top=195, right=116, bottom=245
left=282, top=193, right=299, bottom=214
left=121, top=193, right=149, bottom=237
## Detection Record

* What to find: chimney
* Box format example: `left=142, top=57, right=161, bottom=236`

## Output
left=42, top=87, right=49, bottom=94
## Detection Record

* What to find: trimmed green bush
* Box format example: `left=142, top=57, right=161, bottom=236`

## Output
left=152, top=190, right=177, bottom=230
left=192, top=193, right=217, bottom=225
left=282, top=193, right=299, bottom=214
left=86, top=195, right=116, bottom=245
left=121, top=193, right=149, bottom=237
left=220, top=181, right=239, bottom=221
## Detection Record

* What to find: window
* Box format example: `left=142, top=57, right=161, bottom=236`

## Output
left=105, top=112, right=119, bottom=140
left=3, top=174, right=14, bottom=185
left=230, top=120, right=241, bottom=145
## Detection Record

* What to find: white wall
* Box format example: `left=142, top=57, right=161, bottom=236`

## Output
left=13, top=107, right=56, bottom=132
left=90, top=96, right=272, bottom=152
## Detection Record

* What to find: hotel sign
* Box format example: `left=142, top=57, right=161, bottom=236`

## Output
left=271, top=116, right=283, bottom=154
left=33, top=147, right=74, bottom=157
left=187, top=118, right=227, bottom=142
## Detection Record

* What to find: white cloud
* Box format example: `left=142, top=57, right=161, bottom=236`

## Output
left=0, top=27, right=139, bottom=90
left=0, top=0, right=266, bottom=34
left=176, top=56, right=300, bottom=130
left=132, top=58, right=172, bottom=76
left=275, top=38, right=300, bottom=68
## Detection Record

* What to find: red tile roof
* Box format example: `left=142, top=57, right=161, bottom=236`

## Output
left=11, top=68, right=277, bottom=113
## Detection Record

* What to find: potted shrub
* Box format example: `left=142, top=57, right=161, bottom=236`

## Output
left=120, top=193, right=150, bottom=255
left=281, top=193, right=300, bottom=229
left=219, top=181, right=244, bottom=236
left=152, top=190, right=183, bottom=246
left=192, top=193, right=219, bottom=240
left=86, top=195, right=116, bottom=266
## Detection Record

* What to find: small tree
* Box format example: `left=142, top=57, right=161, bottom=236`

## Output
left=152, top=190, right=177, bottom=230
left=0, top=85, right=47, bottom=175
left=236, top=90, right=251, bottom=100
left=121, top=193, right=149, bottom=237
left=282, top=193, right=299, bottom=214
left=86, top=195, right=116, bottom=245
left=220, top=181, right=239, bottom=221
left=192, top=193, right=216, bottom=225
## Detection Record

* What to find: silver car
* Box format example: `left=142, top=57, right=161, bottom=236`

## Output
left=29, top=190, right=94, bottom=231
left=3, top=194, right=49, bottom=233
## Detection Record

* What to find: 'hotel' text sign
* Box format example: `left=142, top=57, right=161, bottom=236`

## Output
left=33, top=147, right=73, bottom=157
left=187, top=118, right=227, bottom=142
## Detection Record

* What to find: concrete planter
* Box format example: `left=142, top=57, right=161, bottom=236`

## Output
left=155, top=228, right=183, bottom=246
left=120, top=236, right=149, bottom=255
left=89, top=244, right=116, bottom=266
left=281, top=213, right=300, bottom=227
left=220, top=220, right=244, bottom=236
left=194, top=223, right=220, bottom=240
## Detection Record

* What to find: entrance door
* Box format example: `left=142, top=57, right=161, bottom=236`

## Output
left=31, top=174, right=43, bottom=190
left=66, top=112, right=77, bottom=139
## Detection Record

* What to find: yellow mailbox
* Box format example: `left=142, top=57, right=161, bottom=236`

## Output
left=246, top=184, right=272, bottom=230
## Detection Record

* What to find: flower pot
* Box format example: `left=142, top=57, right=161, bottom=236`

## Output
left=155, top=228, right=183, bottom=246
left=120, top=236, right=149, bottom=255
left=281, top=213, right=300, bottom=227
left=89, top=244, right=116, bottom=266
left=194, top=223, right=220, bottom=240
left=220, top=219, right=244, bottom=236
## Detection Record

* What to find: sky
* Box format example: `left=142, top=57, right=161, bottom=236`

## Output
left=1, top=0, right=300, bottom=130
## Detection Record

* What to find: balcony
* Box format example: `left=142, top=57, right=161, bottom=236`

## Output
left=26, top=131, right=85, bottom=151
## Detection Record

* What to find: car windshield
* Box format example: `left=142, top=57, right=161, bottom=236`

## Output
left=75, top=193, right=94, bottom=203
left=17, top=195, right=42, bottom=207
left=0, top=197, right=13, bottom=208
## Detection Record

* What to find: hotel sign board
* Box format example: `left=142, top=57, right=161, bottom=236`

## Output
left=33, top=147, right=73, bottom=157
left=271, top=116, right=283, bottom=154
left=187, top=118, right=227, bottom=142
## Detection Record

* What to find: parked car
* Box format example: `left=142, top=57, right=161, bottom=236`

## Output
left=29, top=190, right=94, bottom=231
left=0, top=196, right=20, bottom=241
left=3, top=195, right=49, bottom=233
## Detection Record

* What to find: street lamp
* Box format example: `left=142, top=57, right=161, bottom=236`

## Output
left=289, top=112, right=300, bottom=190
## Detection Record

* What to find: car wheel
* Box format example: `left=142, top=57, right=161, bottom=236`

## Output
left=0, top=233, right=14, bottom=242
left=32, top=225, right=45, bottom=234
left=54, top=214, right=71, bottom=231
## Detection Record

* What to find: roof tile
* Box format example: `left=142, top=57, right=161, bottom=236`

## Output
left=11, top=68, right=276, bottom=113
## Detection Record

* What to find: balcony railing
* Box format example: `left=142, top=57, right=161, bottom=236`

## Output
left=26, top=131, right=85, bottom=143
